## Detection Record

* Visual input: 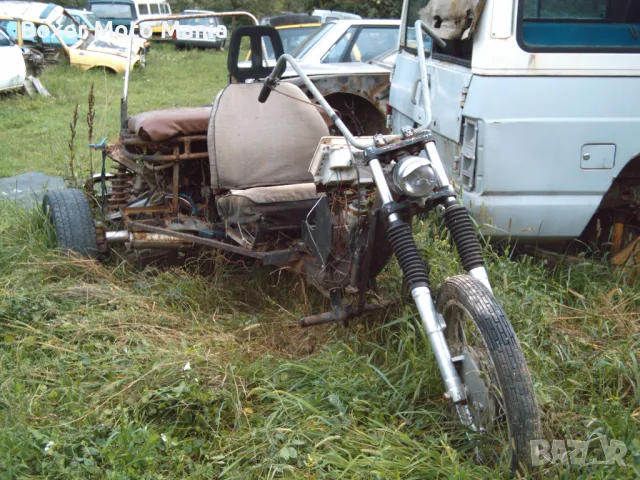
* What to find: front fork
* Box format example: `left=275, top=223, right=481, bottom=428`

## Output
left=369, top=140, right=492, bottom=428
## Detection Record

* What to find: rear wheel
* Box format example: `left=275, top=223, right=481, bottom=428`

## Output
left=42, top=189, right=98, bottom=258
left=436, top=275, right=542, bottom=471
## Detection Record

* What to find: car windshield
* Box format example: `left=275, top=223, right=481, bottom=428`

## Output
left=519, top=0, right=640, bottom=52
left=79, top=12, right=101, bottom=28
left=90, top=3, right=134, bottom=19
left=263, top=25, right=320, bottom=59
left=292, top=22, right=334, bottom=59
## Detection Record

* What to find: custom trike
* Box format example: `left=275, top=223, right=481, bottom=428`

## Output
left=42, top=11, right=541, bottom=470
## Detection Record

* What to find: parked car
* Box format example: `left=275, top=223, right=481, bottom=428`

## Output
left=66, top=7, right=151, bottom=54
left=0, top=1, right=144, bottom=73
left=87, top=0, right=171, bottom=36
left=312, top=9, right=361, bottom=22
left=389, top=0, right=640, bottom=257
left=0, top=24, right=48, bottom=96
left=260, top=12, right=321, bottom=27
left=245, top=22, right=322, bottom=62
left=241, top=19, right=400, bottom=67
left=172, top=9, right=225, bottom=50
left=236, top=20, right=400, bottom=136
left=0, top=24, right=25, bottom=93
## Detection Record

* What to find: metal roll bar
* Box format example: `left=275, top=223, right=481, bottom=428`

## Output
left=121, top=11, right=261, bottom=123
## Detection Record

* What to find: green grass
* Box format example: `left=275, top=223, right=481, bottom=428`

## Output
left=0, top=45, right=639, bottom=478
left=0, top=44, right=228, bottom=178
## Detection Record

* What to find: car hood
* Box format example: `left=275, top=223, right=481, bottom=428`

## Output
left=80, top=35, right=136, bottom=57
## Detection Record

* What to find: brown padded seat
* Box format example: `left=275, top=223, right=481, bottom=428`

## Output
left=208, top=82, right=329, bottom=191
left=127, top=106, right=212, bottom=142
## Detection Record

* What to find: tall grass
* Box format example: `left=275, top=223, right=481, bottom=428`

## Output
left=0, top=200, right=638, bottom=479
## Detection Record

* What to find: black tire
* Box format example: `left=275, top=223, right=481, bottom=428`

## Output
left=435, top=275, right=542, bottom=471
left=42, top=189, right=98, bottom=258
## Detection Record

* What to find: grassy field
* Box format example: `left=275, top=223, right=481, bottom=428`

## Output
left=0, top=45, right=639, bottom=479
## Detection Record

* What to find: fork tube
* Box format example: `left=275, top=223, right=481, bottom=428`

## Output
left=412, top=286, right=467, bottom=405
left=424, top=142, right=493, bottom=292
left=369, top=159, right=469, bottom=410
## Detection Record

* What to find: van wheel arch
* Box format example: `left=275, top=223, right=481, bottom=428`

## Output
left=581, top=154, right=640, bottom=252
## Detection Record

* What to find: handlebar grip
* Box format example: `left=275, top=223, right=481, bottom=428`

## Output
left=258, top=81, right=272, bottom=103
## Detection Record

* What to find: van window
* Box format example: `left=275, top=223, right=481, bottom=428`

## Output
left=90, top=3, right=134, bottom=19
left=404, top=0, right=465, bottom=62
left=138, top=4, right=149, bottom=15
left=160, top=3, right=169, bottom=14
left=150, top=4, right=159, bottom=14
left=519, top=0, right=640, bottom=52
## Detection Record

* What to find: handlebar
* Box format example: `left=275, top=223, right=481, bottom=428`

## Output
left=259, top=54, right=429, bottom=151
left=258, top=82, right=272, bottom=103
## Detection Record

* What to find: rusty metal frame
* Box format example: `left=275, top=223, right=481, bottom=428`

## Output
left=121, top=134, right=209, bottom=162
left=128, top=221, right=303, bottom=264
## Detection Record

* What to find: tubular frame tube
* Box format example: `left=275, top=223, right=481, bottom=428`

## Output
left=123, top=11, right=260, bottom=123
left=415, top=19, right=432, bottom=128
left=425, top=141, right=451, bottom=188
left=369, top=159, right=399, bottom=223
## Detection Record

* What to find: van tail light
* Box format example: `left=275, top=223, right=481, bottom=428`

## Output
left=172, top=29, right=177, bottom=39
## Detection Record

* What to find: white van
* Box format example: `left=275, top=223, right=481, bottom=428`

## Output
left=390, top=0, right=640, bottom=255
left=134, top=0, right=171, bottom=34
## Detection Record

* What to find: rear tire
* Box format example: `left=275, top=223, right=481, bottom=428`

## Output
left=42, top=189, right=98, bottom=258
left=436, top=275, right=542, bottom=471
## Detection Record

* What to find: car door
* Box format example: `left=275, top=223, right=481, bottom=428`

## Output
left=0, top=28, right=26, bottom=91
left=390, top=0, right=473, bottom=177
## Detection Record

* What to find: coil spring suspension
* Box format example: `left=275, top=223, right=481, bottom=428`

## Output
left=387, top=219, right=430, bottom=290
left=108, top=165, right=135, bottom=215
left=443, top=204, right=484, bottom=272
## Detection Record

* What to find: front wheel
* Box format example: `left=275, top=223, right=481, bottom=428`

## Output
left=436, top=275, right=542, bottom=471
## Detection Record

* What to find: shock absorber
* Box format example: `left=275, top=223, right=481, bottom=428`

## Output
left=443, top=201, right=487, bottom=279
left=387, top=218, right=430, bottom=290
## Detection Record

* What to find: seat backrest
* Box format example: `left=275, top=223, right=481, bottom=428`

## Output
left=207, top=82, right=330, bottom=190
left=227, top=25, right=284, bottom=82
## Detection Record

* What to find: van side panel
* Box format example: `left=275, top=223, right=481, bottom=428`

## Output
left=457, top=75, right=640, bottom=240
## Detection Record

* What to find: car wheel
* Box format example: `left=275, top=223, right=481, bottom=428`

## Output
left=42, top=189, right=98, bottom=258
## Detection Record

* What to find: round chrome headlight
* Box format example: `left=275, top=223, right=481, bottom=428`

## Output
left=392, top=156, right=438, bottom=197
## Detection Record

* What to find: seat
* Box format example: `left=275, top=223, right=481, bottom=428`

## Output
left=208, top=82, right=329, bottom=190
left=216, top=183, right=319, bottom=224
left=209, top=81, right=328, bottom=224
left=127, top=106, right=212, bottom=142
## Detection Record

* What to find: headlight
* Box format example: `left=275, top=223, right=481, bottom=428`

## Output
left=392, top=156, right=439, bottom=197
